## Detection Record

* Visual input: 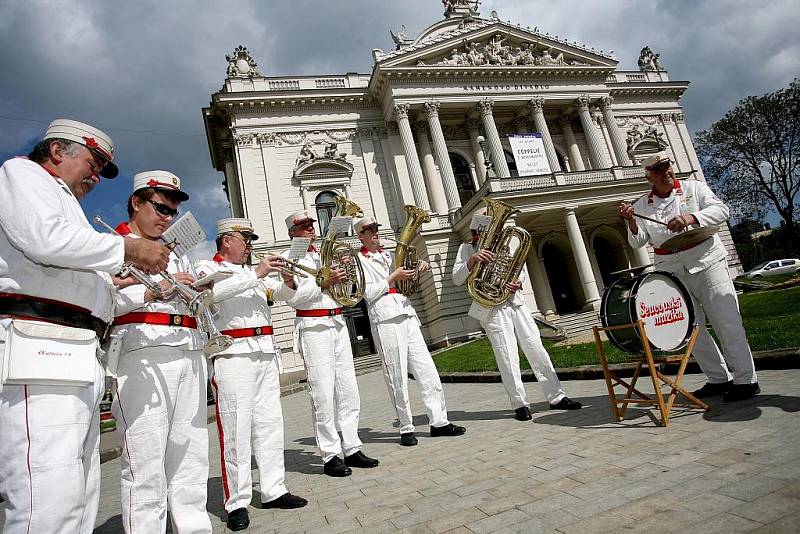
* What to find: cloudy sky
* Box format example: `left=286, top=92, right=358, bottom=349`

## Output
left=1, top=0, right=797, bottom=257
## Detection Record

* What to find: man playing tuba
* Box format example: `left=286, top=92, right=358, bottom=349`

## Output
left=355, top=215, right=465, bottom=447
left=452, top=209, right=582, bottom=421
left=280, top=210, right=379, bottom=477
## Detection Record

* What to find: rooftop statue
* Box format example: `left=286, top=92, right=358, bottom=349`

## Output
left=225, top=45, right=261, bottom=78
left=637, top=46, right=663, bottom=72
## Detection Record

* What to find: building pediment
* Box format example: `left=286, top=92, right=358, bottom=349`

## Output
left=376, top=21, right=616, bottom=70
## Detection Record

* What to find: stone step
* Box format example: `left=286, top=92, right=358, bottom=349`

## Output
left=354, top=353, right=382, bottom=374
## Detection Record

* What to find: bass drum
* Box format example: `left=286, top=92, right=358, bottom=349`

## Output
left=600, top=270, right=695, bottom=354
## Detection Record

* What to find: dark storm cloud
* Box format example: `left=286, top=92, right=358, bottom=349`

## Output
left=0, top=0, right=797, bottom=241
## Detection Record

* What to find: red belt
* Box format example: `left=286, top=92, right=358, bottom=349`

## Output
left=296, top=308, right=343, bottom=317
left=386, top=288, right=399, bottom=294
left=219, top=325, right=273, bottom=338
left=114, top=312, right=198, bottom=328
left=654, top=237, right=711, bottom=255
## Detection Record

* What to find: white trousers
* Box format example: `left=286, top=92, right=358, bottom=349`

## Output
left=111, top=346, right=211, bottom=534
left=211, top=352, right=287, bottom=512
left=672, top=259, right=757, bottom=385
left=372, top=315, right=449, bottom=434
left=483, top=304, right=566, bottom=409
left=298, top=323, right=362, bottom=462
left=0, top=345, right=104, bottom=534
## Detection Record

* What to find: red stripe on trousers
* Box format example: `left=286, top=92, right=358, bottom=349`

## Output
left=211, top=377, right=231, bottom=503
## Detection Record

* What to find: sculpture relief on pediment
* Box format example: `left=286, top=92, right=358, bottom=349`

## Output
left=417, top=33, right=588, bottom=67
left=625, top=124, right=668, bottom=151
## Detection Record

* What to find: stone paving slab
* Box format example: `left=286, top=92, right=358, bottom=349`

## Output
left=2, top=368, right=799, bottom=533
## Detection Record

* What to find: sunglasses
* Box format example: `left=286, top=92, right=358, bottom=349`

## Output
left=147, top=199, right=179, bottom=218
left=227, top=233, right=253, bottom=247
left=293, top=221, right=315, bottom=230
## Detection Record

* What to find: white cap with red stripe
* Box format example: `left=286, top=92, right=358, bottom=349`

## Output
left=132, top=170, right=189, bottom=201
left=43, top=119, right=118, bottom=178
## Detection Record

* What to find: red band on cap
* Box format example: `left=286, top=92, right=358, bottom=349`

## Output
left=82, top=137, right=112, bottom=161
left=146, top=179, right=179, bottom=190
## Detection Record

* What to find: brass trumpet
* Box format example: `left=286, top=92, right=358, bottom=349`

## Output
left=253, top=252, right=311, bottom=279
left=94, top=216, right=213, bottom=317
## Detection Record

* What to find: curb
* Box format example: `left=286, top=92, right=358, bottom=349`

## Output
left=438, top=348, right=800, bottom=383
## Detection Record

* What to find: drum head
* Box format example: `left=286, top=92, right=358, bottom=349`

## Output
left=633, top=272, right=693, bottom=351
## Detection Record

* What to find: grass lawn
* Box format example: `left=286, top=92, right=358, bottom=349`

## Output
left=433, top=286, right=800, bottom=373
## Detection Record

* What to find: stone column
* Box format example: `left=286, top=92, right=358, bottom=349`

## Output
left=393, top=103, right=431, bottom=211
left=425, top=100, right=461, bottom=211
left=575, top=95, right=612, bottom=169
left=559, top=115, right=585, bottom=171
left=414, top=122, right=449, bottom=214
left=599, top=96, right=632, bottom=166
left=529, top=251, right=556, bottom=316
left=300, top=186, right=310, bottom=210
left=529, top=97, right=561, bottom=172
left=477, top=98, right=511, bottom=178
left=465, top=118, right=487, bottom=184
left=564, top=208, right=601, bottom=310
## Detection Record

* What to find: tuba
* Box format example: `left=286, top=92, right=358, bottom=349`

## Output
left=317, top=195, right=366, bottom=307
left=467, top=198, right=532, bottom=308
left=393, top=205, right=430, bottom=295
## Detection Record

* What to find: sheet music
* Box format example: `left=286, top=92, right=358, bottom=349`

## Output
left=162, top=211, right=206, bottom=257
left=326, top=216, right=352, bottom=236
left=470, top=213, right=492, bottom=232
left=288, top=237, right=312, bottom=260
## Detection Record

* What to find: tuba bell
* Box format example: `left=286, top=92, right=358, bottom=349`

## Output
left=317, top=195, right=366, bottom=307
left=467, top=198, right=531, bottom=308
left=393, top=205, right=430, bottom=295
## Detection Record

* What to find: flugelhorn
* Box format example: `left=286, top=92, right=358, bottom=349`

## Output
left=253, top=252, right=310, bottom=279
left=466, top=199, right=531, bottom=307
left=180, top=258, right=234, bottom=356
left=94, top=216, right=213, bottom=317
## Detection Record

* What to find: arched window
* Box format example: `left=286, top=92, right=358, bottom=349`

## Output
left=449, top=152, right=475, bottom=205
left=314, top=191, right=338, bottom=235
left=504, top=150, right=519, bottom=177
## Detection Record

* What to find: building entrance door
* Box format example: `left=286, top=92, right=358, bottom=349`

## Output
left=344, top=301, right=375, bottom=358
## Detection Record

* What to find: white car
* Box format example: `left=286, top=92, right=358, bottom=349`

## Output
left=744, top=258, right=800, bottom=278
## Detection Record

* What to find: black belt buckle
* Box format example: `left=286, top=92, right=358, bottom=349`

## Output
left=328, top=309, right=337, bottom=316
left=170, top=314, right=185, bottom=326
left=254, top=327, right=263, bottom=335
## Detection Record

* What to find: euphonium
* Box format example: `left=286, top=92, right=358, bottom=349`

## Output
left=466, top=198, right=532, bottom=307
left=317, top=195, right=366, bottom=307
left=393, top=205, right=431, bottom=295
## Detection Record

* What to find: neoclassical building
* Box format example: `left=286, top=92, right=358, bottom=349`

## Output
left=203, top=2, right=740, bottom=372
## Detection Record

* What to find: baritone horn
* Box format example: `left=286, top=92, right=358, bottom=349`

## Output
left=392, top=204, right=430, bottom=295
left=466, top=198, right=531, bottom=307
left=318, top=195, right=366, bottom=307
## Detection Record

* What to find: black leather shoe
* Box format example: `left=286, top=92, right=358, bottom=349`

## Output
left=400, top=432, right=418, bottom=446
left=550, top=397, right=582, bottom=410
left=514, top=406, right=532, bottom=421
left=226, top=508, right=249, bottom=531
left=344, top=450, right=380, bottom=468
left=692, top=380, right=733, bottom=398
left=262, top=492, right=308, bottom=509
left=430, top=423, right=466, bottom=437
left=323, top=456, right=352, bottom=477
left=723, top=382, right=760, bottom=402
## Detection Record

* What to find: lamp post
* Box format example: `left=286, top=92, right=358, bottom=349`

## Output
left=476, top=135, right=494, bottom=178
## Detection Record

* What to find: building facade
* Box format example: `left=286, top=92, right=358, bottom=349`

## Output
left=203, top=2, right=741, bottom=372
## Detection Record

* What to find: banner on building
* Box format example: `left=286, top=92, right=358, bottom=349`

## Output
left=507, top=133, right=551, bottom=176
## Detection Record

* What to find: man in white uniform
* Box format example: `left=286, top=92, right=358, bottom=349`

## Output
left=453, top=216, right=582, bottom=421
left=0, top=120, right=169, bottom=534
left=194, top=218, right=307, bottom=532
left=110, top=171, right=213, bottom=533
left=618, top=152, right=759, bottom=402
left=281, top=210, right=379, bottom=477
left=355, top=215, right=465, bottom=446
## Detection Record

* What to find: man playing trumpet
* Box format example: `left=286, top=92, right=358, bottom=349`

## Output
left=355, top=215, right=465, bottom=446
left=109, top=171, right=213, bottom=533
left=194, top=218, right=307, bottom=532
left=281, top=210, right=379, bottom=477
left=453, top=211, right=581, bottom=421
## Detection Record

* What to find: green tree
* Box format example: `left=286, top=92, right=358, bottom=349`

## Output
left=695, top=79, right=800, bottom=245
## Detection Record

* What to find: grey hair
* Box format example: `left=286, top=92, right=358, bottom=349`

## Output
left=28, top=138, right=84, bottom=163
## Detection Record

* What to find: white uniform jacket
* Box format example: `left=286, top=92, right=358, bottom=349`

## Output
left=627, top=179, right=730, bottom=274
left=111, top=229, right=202, bottom=353
left=280, top=249, right=345, bottom=328
left=358, top=246, right=418, bottom=323
left=0, top=158, right=124, bottom=337
left=453, top=242, right=528, bottom=322
left=194, top=257, right=295, bottom=356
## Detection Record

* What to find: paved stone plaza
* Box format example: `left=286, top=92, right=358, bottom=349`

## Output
left=4, top=368, right=799, bottom=533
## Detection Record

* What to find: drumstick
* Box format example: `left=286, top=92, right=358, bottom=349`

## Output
left=633, top=212, right=668, bottom=227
